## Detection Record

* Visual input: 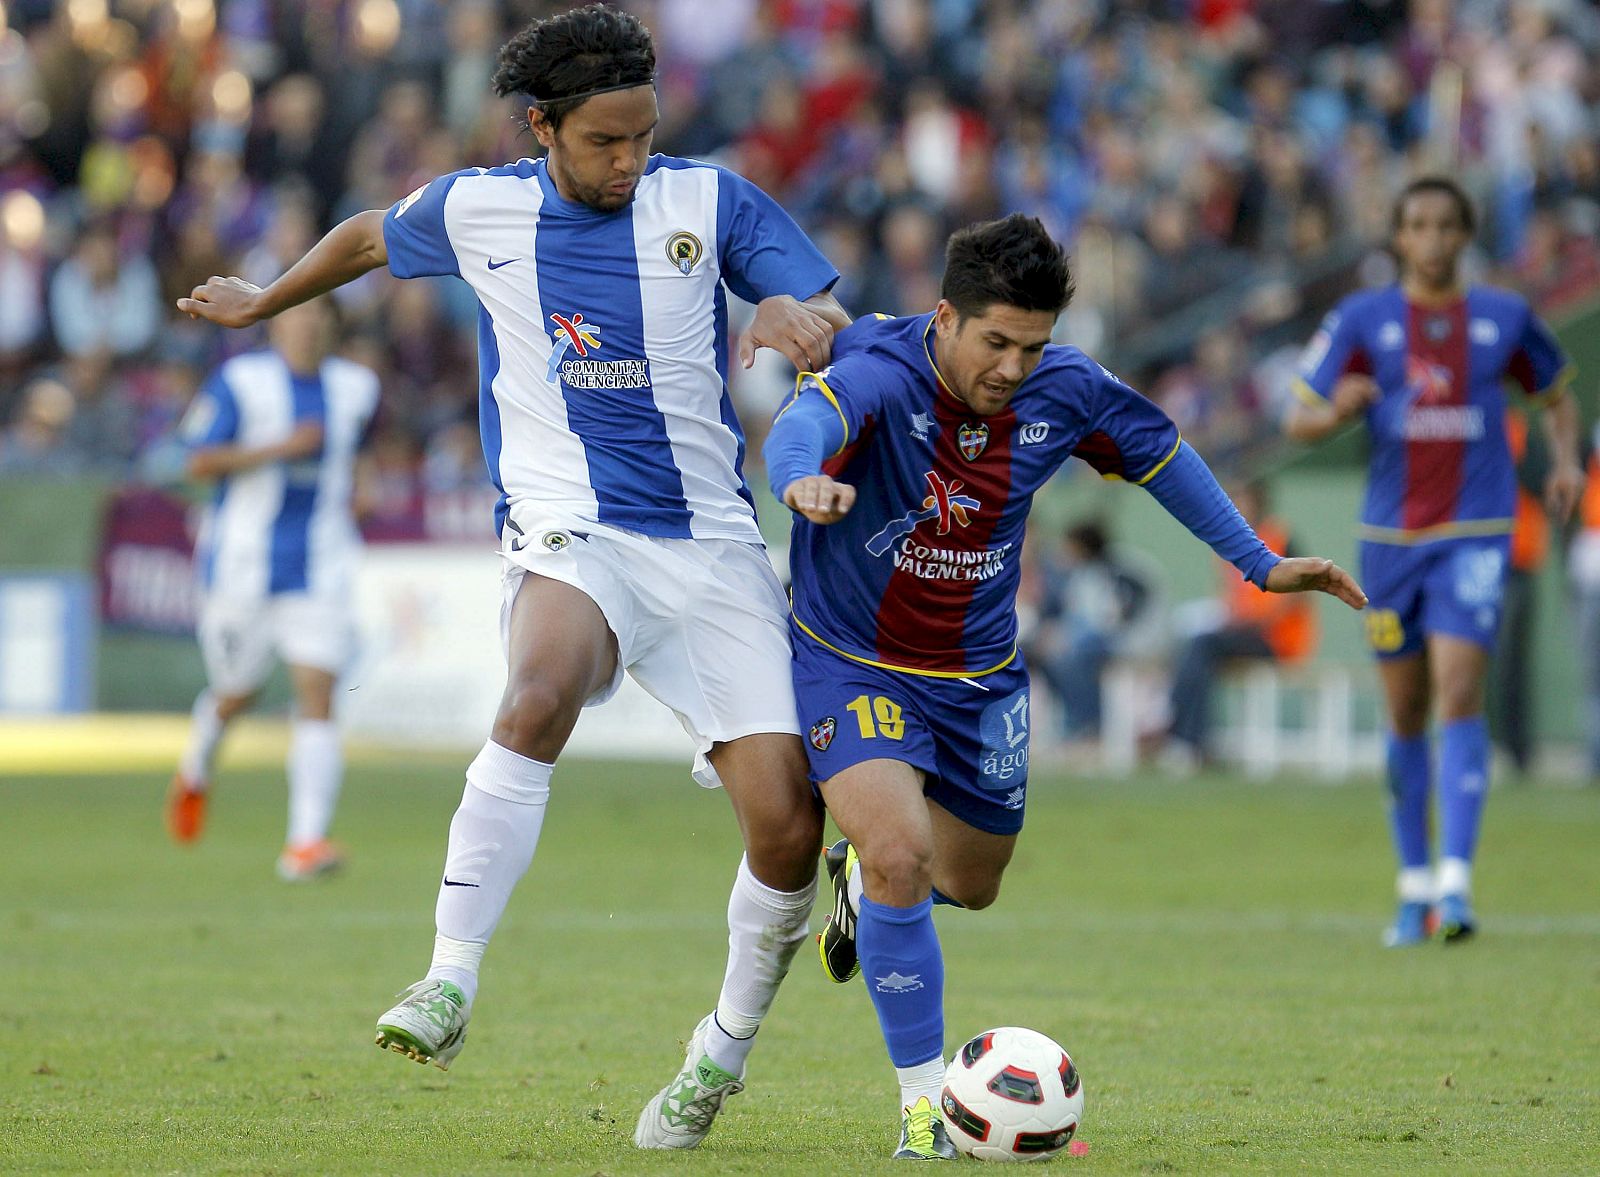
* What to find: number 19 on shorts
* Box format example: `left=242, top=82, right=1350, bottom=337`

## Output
left=846, top=694, right=904, bottom=740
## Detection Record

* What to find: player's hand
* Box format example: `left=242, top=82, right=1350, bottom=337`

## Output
left=1330, top=374, right=1379, bottom=420
left=783, top=474, right=855, bottom=524
left=177, top=276, right=267, bottom=328
left=741, top=295, right=835, bottom=371
left=1263, top=556, right=1368, bottom=610
left=1544, top=459, right=1584, bottom=523
left=275, top=420, right=325, bottom=461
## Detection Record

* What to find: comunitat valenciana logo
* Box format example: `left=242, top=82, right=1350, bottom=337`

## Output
left=546, top=312, right=649, bottom=389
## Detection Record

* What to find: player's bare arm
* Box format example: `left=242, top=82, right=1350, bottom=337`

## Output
left=1539, top=387, right=1583, bottom=521
left=1285, top=373, right=1378, bottom=442
left=782, top=473, right=855, bottom=524
left=1263, top=556, right=1368, bottom=610
left=187, top=420, right=325, bottom=481
left=177, top=210, right=389, bottom=328
left=739, top=290, right=850, bottom=371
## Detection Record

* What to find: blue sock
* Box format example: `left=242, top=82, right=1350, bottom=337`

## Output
left=1385, top=732, right=1431, bottom=870
left=930, top=886, right=964, bottom=909
left=857, top=895, right=944, bottom=1067
left=1438, top=716, right=1490, bottom=865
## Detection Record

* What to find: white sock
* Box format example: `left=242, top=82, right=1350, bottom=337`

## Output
left=896, top=1057, right=946, bottom=1113
left=428, top=740, right=552, bottom=1012
left=706, top=855, right=817, bottom=1075
left=179, top=690, right=226, bottom=786
left=286, top=718, right=343, bottom=845
left=1397, top=867, right=1434, bottom=903
left=1437, top=856, right=1472, bottom=899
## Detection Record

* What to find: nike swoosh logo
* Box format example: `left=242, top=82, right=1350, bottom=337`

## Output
left=442, top=877, right=480, bottom=887
left=487, top=257, right=520, bottom=270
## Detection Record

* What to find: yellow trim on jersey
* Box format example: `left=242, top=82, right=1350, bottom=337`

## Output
left=1356, top=518, right=1515, bottom=545
left=1096, top=434, right=1184, bottom=484
left=780, top=370, right=851, bottom=457
left=792, top=613, right=1018, bottom=679
left=1525, top=362, right=1577, bottom=407
left=1135, top=436, right=1184, bottom=486
left=1291, top=375, right=1330, bottom=408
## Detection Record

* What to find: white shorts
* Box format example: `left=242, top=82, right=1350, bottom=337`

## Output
left=498, top=511, right=800, bottom=787
left=197, top=591, right=356, bottom=697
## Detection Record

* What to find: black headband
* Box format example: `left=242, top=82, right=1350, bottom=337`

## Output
left=527, top=77, right=655, bottom=106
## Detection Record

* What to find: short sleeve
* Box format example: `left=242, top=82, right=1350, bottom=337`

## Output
left=1072, top=362, right=1181, bottom=484
left=715, top=168, right=838, bottom=305
left=1507, top=305, right=1573, bottom=402
left=383, top=171, right=473, bottom=279
left=180, top=372, right=240, bottom=449
left=1293, top=304, right=1371, bottom=404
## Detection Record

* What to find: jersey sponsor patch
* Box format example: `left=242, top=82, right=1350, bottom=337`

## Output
left=394, top=184, right=427, bottom=218
left=665, top=230, right=703, bottom=275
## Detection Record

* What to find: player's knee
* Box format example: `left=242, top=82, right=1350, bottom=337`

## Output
left=214, top=692, right=254, bottom=722
left=493, top=675, right=579, bottom=753
left=861, top=841, right=934, bottom=905
left=957, top=878, right=1003, bottom=910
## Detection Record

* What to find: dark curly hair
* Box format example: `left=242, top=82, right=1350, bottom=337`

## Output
left=941, top=214, right=1075, bottom=320
left=492, top=4, right=655, bottom=134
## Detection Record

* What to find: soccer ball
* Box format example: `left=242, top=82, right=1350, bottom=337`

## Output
left=941, top=1026, right=1084, bottom=1162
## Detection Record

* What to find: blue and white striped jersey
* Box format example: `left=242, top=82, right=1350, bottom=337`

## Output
left=382, top=154, right=838, bottom=543
left=181, top=350, right=380, bottom=599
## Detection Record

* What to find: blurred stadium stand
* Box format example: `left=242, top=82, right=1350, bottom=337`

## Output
left=1, top=0, right=1598, bottom=762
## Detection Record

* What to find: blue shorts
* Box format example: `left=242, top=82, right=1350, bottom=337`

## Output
left=790, top=630, right=1031, bottom=836
left=1358, top=535, right=1511, bottom=659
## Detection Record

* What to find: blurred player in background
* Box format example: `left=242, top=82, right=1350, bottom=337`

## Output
left=178, top=4, right=847, bottom=1149
left=764, top=214, right=1365, bottom=1158
left=1286, top=176, right=1581, bottom=945
left=167, top=298, right=379, bottom=882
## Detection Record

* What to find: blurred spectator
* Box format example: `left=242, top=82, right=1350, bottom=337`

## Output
left=0, top=376, right=82, bottom=476
left=1028, top=520, right=1160, bottom=744
left=1163, top=481, right=1317, bottom=769
left=47, top=219, right=161, bottom=360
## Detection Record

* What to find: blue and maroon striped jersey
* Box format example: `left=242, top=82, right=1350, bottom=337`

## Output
left=778, top=313, right=1180, bottom=677
left=1294, top=285, right=1572, bottom=545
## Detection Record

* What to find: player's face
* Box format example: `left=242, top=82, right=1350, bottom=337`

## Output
left=267, top=301, right=336, bottom=371
left=932, top=301, right=1057, bottom=417
left=532, top=86, right=658, bottom=212
left=1393, top=191, right=1470, bottom=290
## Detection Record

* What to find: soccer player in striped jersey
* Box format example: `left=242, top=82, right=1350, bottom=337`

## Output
left=167, top=298, right=378, bottom=880
left=178, top=5, right=847, bottom=1148
left=1286, top=176, right=1582, bottom=945
left=763, top=214, right=1365, bottom=1158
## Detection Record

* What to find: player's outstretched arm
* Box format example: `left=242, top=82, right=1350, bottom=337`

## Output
left=176, top=210, right=389, bottom=328
left=1263, top=556, right=1368, bottom=610
left=782, top=474, right=855, bottom=524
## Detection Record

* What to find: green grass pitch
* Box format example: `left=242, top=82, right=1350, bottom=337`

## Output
left=3, top=756, right=1597, bottom=1174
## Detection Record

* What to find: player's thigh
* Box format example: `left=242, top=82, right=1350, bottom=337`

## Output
left=927, top=801, right=1017, bottom=910
left=499, top=570, right=620, bottom=725
left=817, top=757, right=936, bottom=903
left=272, top=594, right=355, bottom=682
left=285, top=662, right=338, bottom=721
left=197, top=595, right=275, bottom=699
left=1358, top=541, right=1426, bottom=662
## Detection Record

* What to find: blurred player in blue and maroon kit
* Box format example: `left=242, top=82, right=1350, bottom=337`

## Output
left=764, top=214, right=1367, bottom=1158
left=1287, top=176, right=1582, bottom=946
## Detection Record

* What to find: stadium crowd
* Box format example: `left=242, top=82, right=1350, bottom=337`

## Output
left=1, top=0, right=1598, bottom=520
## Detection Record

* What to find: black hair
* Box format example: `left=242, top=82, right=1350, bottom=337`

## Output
left=492, top=4, right=655, bottom=134
left=1391, top=175, right=1476, bottom=236
left=940, top=213, right=1075, bottom=320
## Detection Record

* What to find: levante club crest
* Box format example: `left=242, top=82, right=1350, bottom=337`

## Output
left=958, top=422, right=989, bottom=460
left=809, top=716, right=836, bottom=752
